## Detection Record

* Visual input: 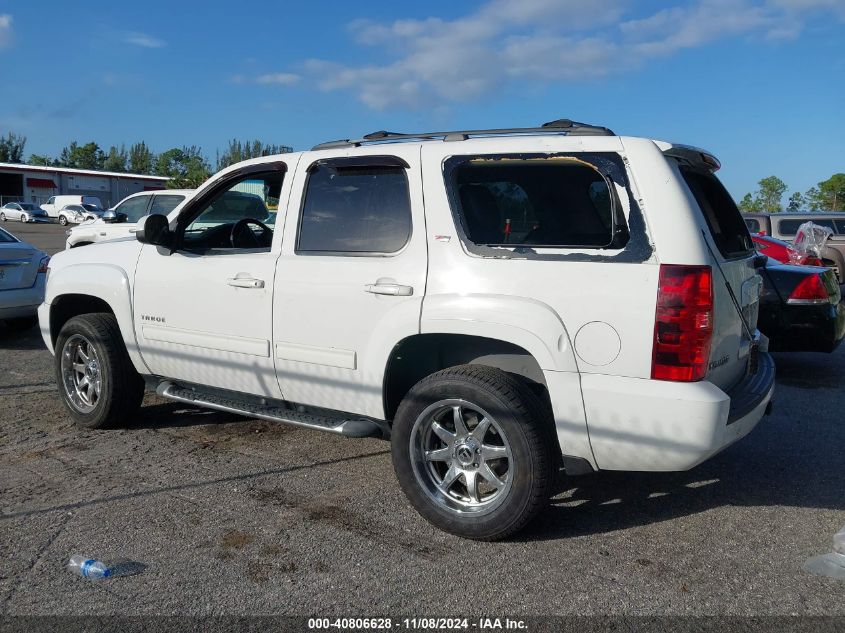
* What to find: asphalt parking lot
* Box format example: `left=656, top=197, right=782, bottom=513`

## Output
left=1, top=222, right=843, bottom=617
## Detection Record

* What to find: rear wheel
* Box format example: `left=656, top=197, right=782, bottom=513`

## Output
left=20, top=214, right=27, bottom=222
left=391, top=365, right=554, bottom=541
left=0, top=212, right=5, bottom=221
left=55, top=313, right=144, bottom=429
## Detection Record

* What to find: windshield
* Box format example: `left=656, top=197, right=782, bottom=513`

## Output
left=19, top=203, right=38, bottom=210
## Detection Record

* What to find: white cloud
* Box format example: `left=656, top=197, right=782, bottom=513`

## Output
left=0, top=14, right=13, bottom=49
left=255, top=73, right=300, bottom=85
left=125, top=32, right=166, bottom=48
left=270, top=0, right=845, bottom=109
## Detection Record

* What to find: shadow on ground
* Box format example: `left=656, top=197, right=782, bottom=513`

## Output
left=0, top=325, right=45, bottom=351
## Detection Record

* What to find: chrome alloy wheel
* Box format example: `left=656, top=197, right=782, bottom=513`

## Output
left=60, top=334, right=102, bottom=413
left=409, top=399, right=513, bottom=515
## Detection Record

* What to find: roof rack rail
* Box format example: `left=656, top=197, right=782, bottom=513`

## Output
left=312, top=119, right=614, bottom=150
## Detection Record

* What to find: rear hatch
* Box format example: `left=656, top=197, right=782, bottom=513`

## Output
left=0, top=240, right=41, bottom=291
left=677, top=165, right=761, bottom=391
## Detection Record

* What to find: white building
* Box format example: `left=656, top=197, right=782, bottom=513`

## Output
left=0, top=162, right=169, bottom=208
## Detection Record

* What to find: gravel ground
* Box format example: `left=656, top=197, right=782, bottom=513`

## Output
left=0, top=223, right=843, bottom=617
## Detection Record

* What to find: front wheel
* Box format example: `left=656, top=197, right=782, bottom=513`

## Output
left=55, top=313, right=144, bottom=428
left=58, top=215, right=68, bottom=226
left=391, top=365, right=555, bottom=541
left=0, top=212, right=5, bottom=221
left=20, top=214, right=27, bottom=222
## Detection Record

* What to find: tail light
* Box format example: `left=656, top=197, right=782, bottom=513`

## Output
left=652, top=264, right=713, bottom=382
left=787, top=274, right=829, bottom=305
left=37, top=256, right=50, bottom=274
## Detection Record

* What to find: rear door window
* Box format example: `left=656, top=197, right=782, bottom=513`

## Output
left=681, top=168, right=754, bottom=259
left=297, top=161, right=412, bottom=254
left=150, top=194, right=185, bottom=215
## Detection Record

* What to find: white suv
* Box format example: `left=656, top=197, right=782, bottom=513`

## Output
left=65, top=190, right=193, bottom=248
left=38, top=120, right=774, bottom=540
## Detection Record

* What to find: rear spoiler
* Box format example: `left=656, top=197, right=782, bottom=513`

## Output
left=656, top=142, right=721, bottom=172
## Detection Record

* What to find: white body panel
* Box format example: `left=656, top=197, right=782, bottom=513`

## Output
left=38, top=132, right=773, bottom=474
left=272, top=145, right=428, bottom=417
left=132, top=245, right=282, bottom=397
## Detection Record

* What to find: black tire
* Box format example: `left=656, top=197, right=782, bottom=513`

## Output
left=20, top=214, right=26, bottom=222
left=54, top=313, right=144, bottom=429
left=4, top=316, right=38, bottom=331
left=391, top=364, right=555, bottom=541
left=0, top=212, right=5, bottom=221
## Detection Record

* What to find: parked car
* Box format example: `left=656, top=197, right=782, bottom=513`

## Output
left=758, top=260, right=844, bottom=353
left=0, top=226, right=49, bottom=331
left=751, top=233, right=823, bottom=267
left=57, top=204, right=105, bottom=226
left=0, top=202, right=50, bottom=223
left=39, top=119, right=774, bottom=540
left=743, top=212, right=845, bottom=281
left=41, top=195, right=104, bottom=219
left=65, top=190, right=194, bottom=248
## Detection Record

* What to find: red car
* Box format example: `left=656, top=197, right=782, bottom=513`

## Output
left=751, top=233, right=823, bottom=267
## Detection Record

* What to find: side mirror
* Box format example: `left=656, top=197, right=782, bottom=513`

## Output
left=753, top=253, right=768, bottom=269
left=102, top=210, right=118, bottom=223
left=135, top=214, right=172, bottom=250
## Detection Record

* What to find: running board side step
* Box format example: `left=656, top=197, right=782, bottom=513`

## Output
left=156, top=381, right=389, bottom=439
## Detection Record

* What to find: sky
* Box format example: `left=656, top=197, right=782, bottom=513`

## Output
left=0, top=0, right=843, bottom=200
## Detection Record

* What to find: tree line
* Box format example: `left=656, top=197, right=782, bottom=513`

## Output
left=0, top=132, right=292, bottom=189
left=738, top=174, right=844, bottom=213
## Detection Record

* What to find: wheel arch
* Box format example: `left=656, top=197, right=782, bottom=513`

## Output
left=382, top=333, right=551, bottom=422
left=46, top=264, right=149, bottom=374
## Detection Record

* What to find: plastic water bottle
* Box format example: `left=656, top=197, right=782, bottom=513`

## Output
left=804, top=525, right=845, bottom=580
left=67, top=555, right=111, bottom=580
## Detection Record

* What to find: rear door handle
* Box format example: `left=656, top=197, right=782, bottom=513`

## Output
left=227, top=277, right=265, bottom=289
left=365, top=283, right=413, bottom=296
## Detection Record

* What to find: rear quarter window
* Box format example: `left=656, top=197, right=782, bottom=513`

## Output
left=744, top=218, right=760, bottom=233
left=681, top=168, right=754, bottom=259
left=778, top=218, right=838, bottom=236
left=446, top=156, right=626, bottom=249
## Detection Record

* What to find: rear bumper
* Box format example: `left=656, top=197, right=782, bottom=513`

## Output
left=0, top=276, right=45, bottom=320
left=581, top=353, right=775, bottom=471
left=762, top=301, right=845, bottom=353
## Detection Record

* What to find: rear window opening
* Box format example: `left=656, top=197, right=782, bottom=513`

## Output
left=681, top=168, right=754, bottom=259
left=447, top=156, right=628, bottom=250
left=778, top=218, right=844, bottom=236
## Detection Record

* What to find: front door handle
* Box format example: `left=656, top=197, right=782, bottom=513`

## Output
left=365, top=283, right=413, bottom=296
left=228, top=276, right=265, bottom=289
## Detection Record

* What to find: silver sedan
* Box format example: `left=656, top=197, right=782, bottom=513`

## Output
left=0, top=226, right=49, bottom=331
left=0, top=202, right=50, bottom=223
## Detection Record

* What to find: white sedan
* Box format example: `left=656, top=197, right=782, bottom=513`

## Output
left=57, top=204, right=105, bottom=226
left=1, top=202, right=50, bottom=223
left=0, top=226, right=49, bottom=331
